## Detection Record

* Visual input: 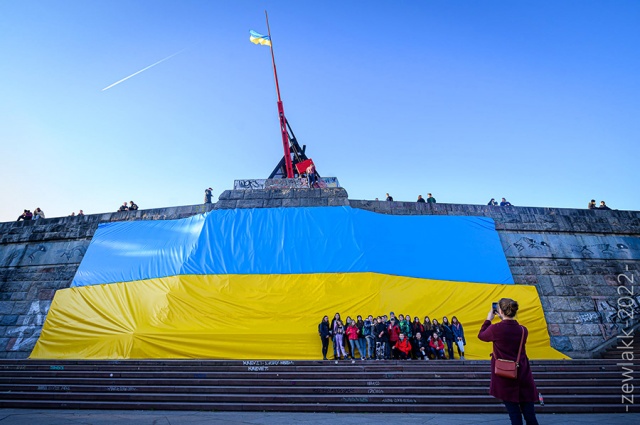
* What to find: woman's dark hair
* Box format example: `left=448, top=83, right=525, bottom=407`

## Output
left=499, top=298, right=519, bottom=318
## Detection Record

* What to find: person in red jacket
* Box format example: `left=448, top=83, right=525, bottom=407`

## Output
left=345, top=319, right=363, bottom=360
left=478, top=298, right=539, bottom=425
left=392, top=333, right=412, bottom=360
left=387, top=318, right=400, bottom=358
left=429, top=332, right=446, bottom=359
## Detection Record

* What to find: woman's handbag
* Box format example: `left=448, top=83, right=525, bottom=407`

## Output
left=494, top=326, right=525, bottom=379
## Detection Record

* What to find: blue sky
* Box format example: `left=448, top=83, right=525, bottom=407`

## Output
left=1, top=1, right=638, bottom=222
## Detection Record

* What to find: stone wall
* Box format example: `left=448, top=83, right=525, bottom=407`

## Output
left=1, top=188, right=638, bottom=359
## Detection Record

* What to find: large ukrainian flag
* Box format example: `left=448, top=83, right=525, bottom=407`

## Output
left=31, top=206, right=566, bottom=360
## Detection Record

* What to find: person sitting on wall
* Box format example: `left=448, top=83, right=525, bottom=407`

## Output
left=77, top=210, right=85, bottom=216
left=500, top=198, right=512, bottom=207
left=392, top=333, right=412, bottom=360
left=129, top=201, right=139, bottom=211
left=429, top=332, right=446, bottom=359
left=427, top=193, right=436, bottom=203
left=417, top=195, right=426, bottom=203
left=118, top=202, right=128, bottom=212
left=488, top=198, right=498, bottom=206
left=386, top=193, right=394, bottom=201
left=598, top=201, right=611, bottom=210
left=33, top=208, right=45, bottom=220
left=17, top=209, right=32, bottom=221
left=588, top=199, right=597, bottom=209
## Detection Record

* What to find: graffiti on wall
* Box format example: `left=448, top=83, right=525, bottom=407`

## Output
left=571, top=243, right=629, bottom=257
left=581, top=295, right=640, bottom=340
left=506, top=237, right=550, bottom=254
left=235, top=179, right=266, bottom=190
left=234, top=177, right=340, bottom=190
left=6, top=300, right=50, bottom=351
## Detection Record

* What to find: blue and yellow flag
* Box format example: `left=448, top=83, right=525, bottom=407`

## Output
left=249, top=30, right=271, bottom=46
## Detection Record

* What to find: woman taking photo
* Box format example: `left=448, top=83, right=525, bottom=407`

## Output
left=478, top=298, right=539, bottom=425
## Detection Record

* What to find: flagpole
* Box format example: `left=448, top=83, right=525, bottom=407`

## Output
left=265, top=10, right=294, bottom=178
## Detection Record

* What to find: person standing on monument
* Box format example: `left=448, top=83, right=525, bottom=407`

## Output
left=204, top=188, right=213, bottom=204
left=306, top=162, right=317, bottom=188
left=478, top=298, right=539, bottom=425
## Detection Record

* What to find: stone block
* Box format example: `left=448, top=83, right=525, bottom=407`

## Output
left=567, top=297, right=597, bottom=311
left=282, top=198, right=301, bottom=207
left=0, top=315, right=18, bottom=326
left=545, top=296, right=571, bottom=311
left=535, top=277, right=556, bottom=296
left=574, top=324, right=605, bottom=336
left=264, top=199, right=283, bottom=208
left=328, top=197, right=348, bottom=206
left=558, top=324, right=576, bottom=336
left=0, top=302, right=13, bottom=315
left=228, top=190, right=246, bottom=200
left=548, top=323, right=561, bottom=336
left=9, top=292, right=27, bottom=301
left=244, top=191, right=270, bottom=200
left=567, top=336, right=585, bottom=351
left=236, top=199, right=264, bottom=209
left=550, top=335, right=572, bottom=352
left=544, top=311, right=563, bottom=324
left=11, top=302, right=30, bottom=315
left=269, top=190, right=287, bottom=199
left=38, top=289, right=56, bottom=300
left=582, top=336, right=606, bottom=351
left=214, top=200, right=237, bottom=210
left=300, top=197, right=328, bottom=207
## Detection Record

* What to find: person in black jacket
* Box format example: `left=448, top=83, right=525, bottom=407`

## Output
left=413, top=332, right=429, bottom=360
left=318, top=315, right=331, bottom=360
left=441, top=316, right=455, bottom=359
left=374, top=316, right=389, bottom=360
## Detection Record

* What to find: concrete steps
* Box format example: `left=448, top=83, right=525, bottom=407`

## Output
left=0, top=359, right=637, bottom=413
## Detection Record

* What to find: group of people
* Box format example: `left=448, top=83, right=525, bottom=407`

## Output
left=382, top=193, right=437, bottom=203
left=487, top=198, right=512, bottom=206
left=117, top=201, right=139, bottom=212
left=17, top=208, right=86, bottom=221
left=318, top=312, right=466, bottom=361
left=319, top=299, right=540, bottom=425
left=16, top=208, right=44, bottom=221
left=588, top=199, right=611, bottom=210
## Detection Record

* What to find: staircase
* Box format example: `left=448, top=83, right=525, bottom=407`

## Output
left=0, top=359, right=636, bottom=413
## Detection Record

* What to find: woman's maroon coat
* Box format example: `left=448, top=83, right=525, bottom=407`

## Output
left=478, top=319, right=539, bottom=403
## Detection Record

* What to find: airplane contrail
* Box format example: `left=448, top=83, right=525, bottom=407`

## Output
left=101, top=48, right=186, bottom=91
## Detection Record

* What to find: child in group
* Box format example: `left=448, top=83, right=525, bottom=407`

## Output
left=392, top=333, right=412, bottom=360
left=429, top=332, right=446, bottom=359
left=451, top=316, right=466, bottom=360
left=333, top=319, right=348, bottom=360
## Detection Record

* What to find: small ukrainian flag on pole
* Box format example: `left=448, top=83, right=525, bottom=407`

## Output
left=249, top=30, right=271, bottom=46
